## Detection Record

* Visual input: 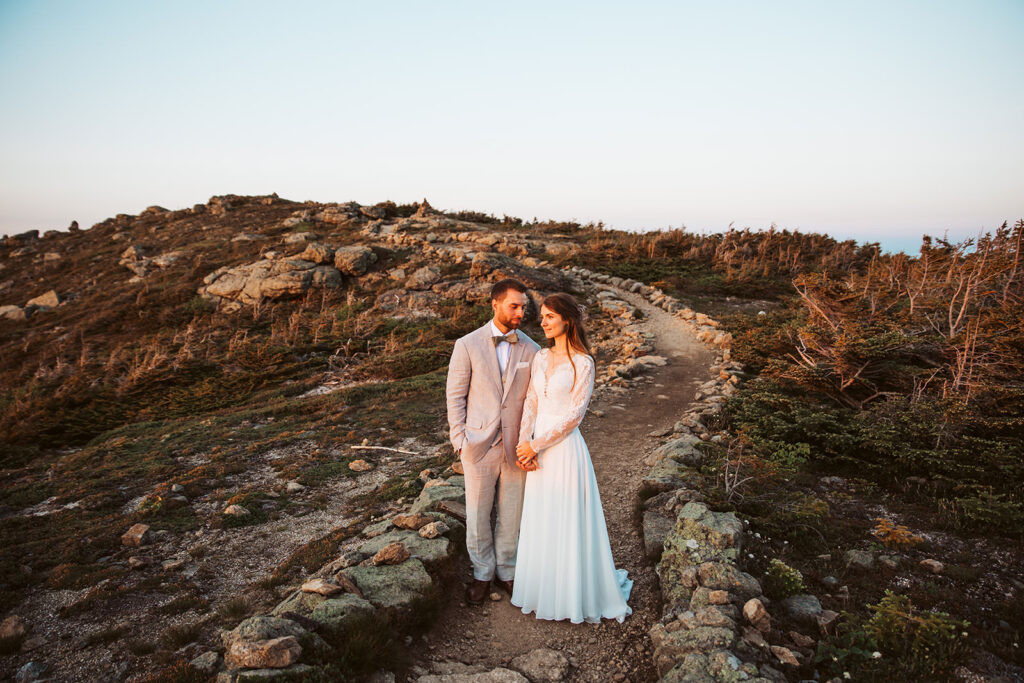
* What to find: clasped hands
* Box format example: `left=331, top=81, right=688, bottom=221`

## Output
left=515, top=441, right=539, bottom=471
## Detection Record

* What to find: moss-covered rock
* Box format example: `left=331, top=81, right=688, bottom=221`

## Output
left=650, top=623, right=737, bottom=677
left=340, top=558, right=433, bottom=609
left=356, top=529, right=452, bottom=565
left=409, top=485, right=465, bottom=514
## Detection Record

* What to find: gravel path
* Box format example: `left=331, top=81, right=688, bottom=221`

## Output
left=412, top=287, right=715, bottom=681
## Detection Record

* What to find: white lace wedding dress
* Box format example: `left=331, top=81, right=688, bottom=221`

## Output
left=511, top=348, right=633, bottom=623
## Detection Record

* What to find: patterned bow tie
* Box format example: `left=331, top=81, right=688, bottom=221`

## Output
left=492, top=331, right=518, bottom=345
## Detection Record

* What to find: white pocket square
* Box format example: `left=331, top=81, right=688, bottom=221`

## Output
left=516, top=361, right=530, bottom=368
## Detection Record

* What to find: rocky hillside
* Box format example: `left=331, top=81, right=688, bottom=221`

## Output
left=0, top=194, right=695, bottom=681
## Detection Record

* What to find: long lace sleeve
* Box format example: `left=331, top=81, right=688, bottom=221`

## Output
left=517, top=352, right=540, bottom=448
left=529, top=354, right=595, bottom=452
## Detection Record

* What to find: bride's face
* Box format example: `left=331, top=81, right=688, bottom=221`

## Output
left=539, top=305, right=566, bottom=339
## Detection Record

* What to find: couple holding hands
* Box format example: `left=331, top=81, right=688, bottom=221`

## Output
left=445, top=279, right=632, bottom=624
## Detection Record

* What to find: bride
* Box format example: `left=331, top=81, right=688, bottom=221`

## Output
left=511, top=292, right=633, bottom=623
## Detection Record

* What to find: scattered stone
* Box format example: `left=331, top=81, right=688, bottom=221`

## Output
left=0, top=615, right=27, bottom=640
left=349, top=459, right=374, bottom=472
left=0, top=305, right=26, bottom=321
left=770, top=645, right=800, bottom=667
left=26, top=289, right=60, bottom=308
left=878, top=554, right=900, bottom=570
left=189, top=651, right=221, bottom=675
left=920, top=558, right=944, bottom=574
left=224, top=504, right=251, bottom=517
left=419, top=521, right=450, bottom=539
left=15, top=661, right=46, bottom=682
left=817, top=609, right=840, bottom=633
left=789, top=631, right=815, bottom=648
left=780, top=594, right=823, bottom=627
left=286, top=481, right=306, bottom=493
left=162, top=558, right=185, bottom=571
left=121, top=523, right=151, bottom=547
left=226, top=635, right=302, bottom=669
left=510, top=648, right=570, bottom=682
left=743, top=598, right=771, bottom=634
left=844, top=549, right=875, bottom=570
left=373, top=542, right=410, bottom=566
left=393, top=513, right=435, bottom=530
left=302, top=578, right=344, bottom=596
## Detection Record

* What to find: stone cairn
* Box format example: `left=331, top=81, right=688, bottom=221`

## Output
left=566, top=268, right=831, bottom=683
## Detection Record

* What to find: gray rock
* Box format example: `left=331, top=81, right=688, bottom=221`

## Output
left=844, top=549, right=875, bottom=570
left=416, top=669, right=529, bottom=682
left=779, top=594, right=823, bottom=627
left=341, top=558, right=433, bottom=609
left=406, top=265, right=442, bottom=290
left=358, top=529, right=451, bottom=565
left=0, top=304, right=27, bottom=320
left=648, top=434, right=705, bottom=467
left=308, top=594, right=375, bottom=628
left=235, top=664, right=315, bottom=681
left=510, top=648, right=570, bottom=681
left=190, top=651, right=222, bottom=675
left=410, top=485, right=465, bottom=514
left=334, top=245, right=377, bottom=275
left=642, top=507, right=676, bottom=559
left=649, top=623, right=737, bottom=677
left=15, top=661, right=47, bottom=683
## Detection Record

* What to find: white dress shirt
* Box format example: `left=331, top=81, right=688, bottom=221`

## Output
left=490, top=320, right=515, bottom=377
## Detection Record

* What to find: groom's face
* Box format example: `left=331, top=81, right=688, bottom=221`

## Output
left=492, top=290, right=528, bottom=330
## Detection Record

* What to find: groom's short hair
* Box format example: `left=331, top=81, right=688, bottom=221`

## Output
left=490, top=278, right=529, bottom=302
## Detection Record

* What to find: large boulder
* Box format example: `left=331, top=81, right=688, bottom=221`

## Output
left=406, top=265, right=442, bottom=290
left=357, top=529, right=452, bottom=566
left=647, top=434, right=705, bottom=468
left=199, top=258, right=343, bottom=308
left=272, top=589, right=374, bottom=629
left=469, top=252, right=569, bottom=292
left=649, top=623, right=737, bottom=677
left=410, top=484, right=465, bottom=514
left=642, top=458, right=700, bottom=494
left=333, top=245, right=377, bottom=275
left=340, top=558, right=433, bottom=609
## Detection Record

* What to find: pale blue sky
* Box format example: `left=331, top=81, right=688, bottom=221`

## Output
left=1, top=1, right=1021, bottom=254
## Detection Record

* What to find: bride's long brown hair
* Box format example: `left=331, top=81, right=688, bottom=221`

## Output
left=541, top=292, right=592, bottom=391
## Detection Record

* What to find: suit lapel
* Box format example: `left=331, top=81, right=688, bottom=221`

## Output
left=501, top=332, right=527, bottom=401
left=478, top=325, right=503, bottom=396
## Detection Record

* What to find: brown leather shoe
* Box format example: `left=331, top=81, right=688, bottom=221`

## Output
left=466, top=579, right=490, bottom=605
left=495, top=578, right=514, bottom=596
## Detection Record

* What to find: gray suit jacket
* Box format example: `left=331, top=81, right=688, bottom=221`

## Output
left=446, top=323, right=542, bottom=467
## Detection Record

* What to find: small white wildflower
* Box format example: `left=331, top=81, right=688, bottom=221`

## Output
left=844, top=672, right=851, bottom=679
left=747, top=553, right=754, bottom=559
left=754, top=532, right=761, bottom=539
left=872, top=651, right=882, bottom=659
left=685, top=539, right=699, bottom=550
left=783, top=540, right=788, bottom=544
left=962, top=632, right=968, bottom=637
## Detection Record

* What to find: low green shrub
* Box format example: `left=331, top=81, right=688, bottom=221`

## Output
left=865, top=590, right=970, bottom=680
left=763, top=558, right=805, bottom=600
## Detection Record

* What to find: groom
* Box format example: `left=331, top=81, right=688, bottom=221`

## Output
left=446, top=278, right=541, bottom=604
